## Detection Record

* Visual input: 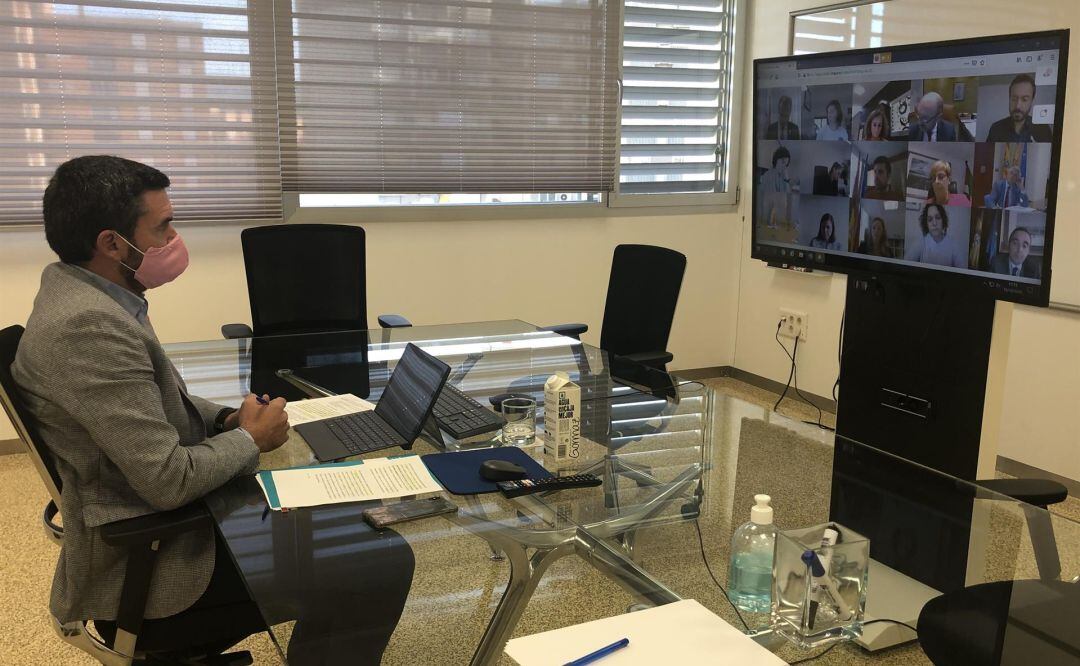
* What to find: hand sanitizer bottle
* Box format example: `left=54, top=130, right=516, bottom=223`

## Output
left=728, top=494, right=777, bottom=614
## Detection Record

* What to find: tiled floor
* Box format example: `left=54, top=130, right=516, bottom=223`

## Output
left=1, top=377, right=1075, bottom=665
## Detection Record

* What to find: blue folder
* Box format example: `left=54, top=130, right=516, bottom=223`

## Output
left=421, top=447, right=551, bottom=495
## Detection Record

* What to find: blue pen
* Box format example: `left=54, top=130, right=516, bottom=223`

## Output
left=563, top=637, right=629, bottom=666
left=255, top=395, right=270, bottom=405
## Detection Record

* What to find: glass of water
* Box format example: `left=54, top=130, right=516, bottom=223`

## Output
left=501, top=397, right=537, bottom=446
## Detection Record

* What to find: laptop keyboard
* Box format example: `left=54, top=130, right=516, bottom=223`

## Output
left=433, top=383, right=506, bottom=439
left=323, top=412, right=405, bottom=455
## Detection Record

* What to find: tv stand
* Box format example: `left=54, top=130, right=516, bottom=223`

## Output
left=835, top=272, right=1003, bottom=478
left=830, top=271, right=1013, bottom=650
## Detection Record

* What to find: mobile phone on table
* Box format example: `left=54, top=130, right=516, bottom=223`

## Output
left=362, top=496, right=459, bottom=529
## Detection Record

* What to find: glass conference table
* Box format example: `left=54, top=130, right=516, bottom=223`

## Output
left=165, top=320, right=1080, bottom=665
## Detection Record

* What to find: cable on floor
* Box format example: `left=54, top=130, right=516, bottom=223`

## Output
left=693, top=520, right=750, bottom=631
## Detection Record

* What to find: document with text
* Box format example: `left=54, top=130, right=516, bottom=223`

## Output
left=256, top=455, right=443, bottom=510
left=284, top=393, right=374, bottom=427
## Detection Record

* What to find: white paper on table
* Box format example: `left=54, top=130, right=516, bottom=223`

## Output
left=283, top=393, right=374, bottom=426
left=256, top=455, right=443, bottom=510
left=504, top=599, right=786, bottom=665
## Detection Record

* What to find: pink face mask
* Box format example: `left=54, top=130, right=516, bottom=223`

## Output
left=117, top=233, right=190, bottom=289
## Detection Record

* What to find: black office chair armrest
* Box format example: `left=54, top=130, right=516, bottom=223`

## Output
left=542, top=323, right=589, bottom=339
left=221, top=323, right=254, bottom=339
left=378, top=314, right=413, bottom=328
left=101, top=502, right=211, bottom=548
left=975, top=478, right=1068, bottom=509
left=972, top=477, right=1067, bottom=581
left=99, top=502, right=213, bottom=648
left=618, top=350, right=674, bottom=368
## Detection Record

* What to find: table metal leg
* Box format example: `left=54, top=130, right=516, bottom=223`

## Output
left=572, top=527, right=680, bottom=608
left=469, top=540, right=575, bottom=666
left=462, top=495, right=506, bottom=561
left=451, top=465, right=701, bottom=666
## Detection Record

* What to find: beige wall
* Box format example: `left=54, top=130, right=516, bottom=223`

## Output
left=0, top=207, right=743, bottom=440
left=736, top=0, right=1080, bottom=480
left=3, top=0, right=1077, bottom=481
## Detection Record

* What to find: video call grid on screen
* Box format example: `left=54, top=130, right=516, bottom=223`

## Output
left=751, top=30, right=1068, bottom=305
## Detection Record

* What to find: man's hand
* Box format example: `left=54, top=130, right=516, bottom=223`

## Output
left=237, top=393, right=290, bottom=453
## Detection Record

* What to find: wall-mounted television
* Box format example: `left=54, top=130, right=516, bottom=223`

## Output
left=752, top=30, right=1068, bottom=306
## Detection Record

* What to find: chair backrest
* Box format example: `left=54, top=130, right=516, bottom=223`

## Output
left=241, top=224, right=368, bottom=337
left=0, top=325, right=63, bottom=504
left=599, top=244, right=686, bottom=358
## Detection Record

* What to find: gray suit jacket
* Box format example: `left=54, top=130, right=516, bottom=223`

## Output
left=12, top=263, right=259, bottom=623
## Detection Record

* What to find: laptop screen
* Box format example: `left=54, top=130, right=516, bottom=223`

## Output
left=375, top=343, right=450, bottom=442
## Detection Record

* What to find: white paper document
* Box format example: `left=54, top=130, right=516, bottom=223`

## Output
left=256, top=455, right=443, bottom=510
left=505, top=599, right=786, bottom=665
left=283, top=393, right=374, bottom=426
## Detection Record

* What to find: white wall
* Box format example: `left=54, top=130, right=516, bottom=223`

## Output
left=0, top=206, right=744, bottom=440
left=3, top=0, right=1077, bottom=482
left=736, top=0, right=1080, bottom=481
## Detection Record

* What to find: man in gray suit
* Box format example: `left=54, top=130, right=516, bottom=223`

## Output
left=12, top=157, right=419, bottom=665
left=12, top=156, right=290, bottom=657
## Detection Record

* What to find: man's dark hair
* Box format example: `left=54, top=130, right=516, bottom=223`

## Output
left=43, top=155, right=170, bottom=263
left=919, top=202, right=949, bottom=235
left=772, top=146, right=791, bottom=167
left=872, top=155, right=892, bottom=174
left=1009, top=73, right=1037, bottom=95
left=1009, top=226, right=1032, bottom=242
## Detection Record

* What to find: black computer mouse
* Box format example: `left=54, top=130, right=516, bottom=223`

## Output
left=489, top=392, right=534, bottom=413
left=479, top=459, right=528, bottom=481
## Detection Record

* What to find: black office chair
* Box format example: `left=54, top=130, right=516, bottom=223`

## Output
left=0, top=325, right=256, bottom=666
left=542, top=246, right=687, bottom=518
left=546, top=244, right=686, bottom=371
left=221, top=224, right=410, bottom=340
left=917, top=479, right=1076, bottom=666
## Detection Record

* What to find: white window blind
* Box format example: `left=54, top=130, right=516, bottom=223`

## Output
left=619, top=0, right=735, bottom=194
left=276, top=0, right=622, bottom=194
left=792, top=2, right=887, bottom=55
left=0, top=0, right=282, bottom=226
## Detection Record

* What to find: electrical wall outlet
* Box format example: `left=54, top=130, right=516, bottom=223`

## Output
left=779, top=308, right=808, bottom=341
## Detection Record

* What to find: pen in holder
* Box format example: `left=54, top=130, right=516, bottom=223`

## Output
left=772, top=522, right=869, bottom=649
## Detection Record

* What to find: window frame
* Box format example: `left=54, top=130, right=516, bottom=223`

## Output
left=789, top=0, right=893, bottom=56
left=608, top=0, right=747, bottom=209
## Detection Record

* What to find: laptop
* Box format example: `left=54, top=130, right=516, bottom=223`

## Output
left=295, top=343, right=451, bottom=462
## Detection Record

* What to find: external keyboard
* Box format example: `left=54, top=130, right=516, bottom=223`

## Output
left=324, top=412, right=405, bottom=455
left=432, top=383, right=506, bottom=439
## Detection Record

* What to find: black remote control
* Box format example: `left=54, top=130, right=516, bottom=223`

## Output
left=496, top=474, right=602, bottom=498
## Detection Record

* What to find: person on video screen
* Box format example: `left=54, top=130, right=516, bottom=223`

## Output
left=864, top=156, right=898, bottom=200
left=759, top=147, right=795, bottom=228
left=765, top=95, right=801, bottom=140
left=986, top=74, right=1053, bottom=143
left=858, top=217, right=894, bottom=258
left=985, top=166, right=1031, bottom=209
left=909, top=92, right=957, bottom=142
left=816, top=100, right=849, bottom=141
left=864, top=105, right=891, bottom=140
left=989, top=226, right=1042, bottom=278
left=925, top=160, right=969, bottom=207
left=818, top=162, right=847, bottom=196
left=809, top=213, right=842, bottom=250
left=905, top=203, right=967, bottom=267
